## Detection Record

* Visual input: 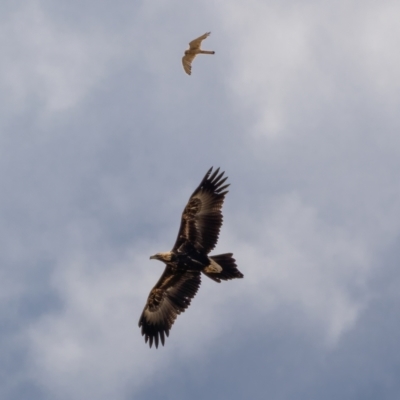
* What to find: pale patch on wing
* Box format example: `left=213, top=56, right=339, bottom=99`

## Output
left=173, top=168, right=230, bottom=254
left=188, top=190, right=225, bottom=251
left=139, top=269, right=201, bottom=348
left=142, top=296, right=176, bottom=324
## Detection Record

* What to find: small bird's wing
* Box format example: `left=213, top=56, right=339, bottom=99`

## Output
left=138, top=266, right=201, bottom=348
left=188, top=32, right=211, bottom=50
left=182, top=53, right=196, bottom=75
left=173, top=167, right=230, bottom=254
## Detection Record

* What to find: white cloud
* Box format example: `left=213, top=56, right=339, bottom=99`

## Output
left=27, top=247, right=162, bottom=399
left=225, top=192, right=371, bottom=345
left=0, top=1, right=124, bottom=114
left=216, top=0, right=400, bottom=138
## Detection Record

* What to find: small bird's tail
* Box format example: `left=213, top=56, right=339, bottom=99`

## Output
left=202, top=253, right=243, bottom=283
left=200, top=50, right=215, bottom=54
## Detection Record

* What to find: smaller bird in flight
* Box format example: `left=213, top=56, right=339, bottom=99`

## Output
left=182, top=32, right=215, bottom=75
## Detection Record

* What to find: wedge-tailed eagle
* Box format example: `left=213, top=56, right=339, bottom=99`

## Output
left=139, top=167, right=243, bottom=348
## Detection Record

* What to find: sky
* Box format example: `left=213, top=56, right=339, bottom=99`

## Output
left=1, top=0, right=400, bottom=399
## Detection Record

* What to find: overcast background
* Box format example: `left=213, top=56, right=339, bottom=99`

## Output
left=1, top=0, right=400, bottom=399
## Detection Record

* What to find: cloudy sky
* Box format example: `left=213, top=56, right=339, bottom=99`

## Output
left=1, top=0, right=400, bottom=398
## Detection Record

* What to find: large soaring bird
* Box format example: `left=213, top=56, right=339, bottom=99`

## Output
left=139, top=167, right=243, bottom=348
left=182, top=32, right=215, bottom=75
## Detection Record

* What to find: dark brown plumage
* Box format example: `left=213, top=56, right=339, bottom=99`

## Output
left=139, top=167, right=243, bottom=348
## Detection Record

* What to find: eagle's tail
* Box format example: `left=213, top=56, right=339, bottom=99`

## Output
left=202, top=253, right=243, bottom=283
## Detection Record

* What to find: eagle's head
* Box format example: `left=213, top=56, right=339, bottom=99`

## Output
left=150, top=252, right=173, bottom=263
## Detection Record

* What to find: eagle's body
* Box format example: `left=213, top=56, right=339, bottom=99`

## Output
left=139, top=167, right=243, bottom=348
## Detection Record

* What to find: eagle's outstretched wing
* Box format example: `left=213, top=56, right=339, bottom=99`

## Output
left=182, top=53, right=196, bottom=75
left=188, top=32, right=211, bottom=50
left=138, top=266, right=201, bottom=348
left=173, top=167, right=230, bottom=255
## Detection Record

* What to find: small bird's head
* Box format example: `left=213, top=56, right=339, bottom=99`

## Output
left=149, top=252, right=172, bottom=263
